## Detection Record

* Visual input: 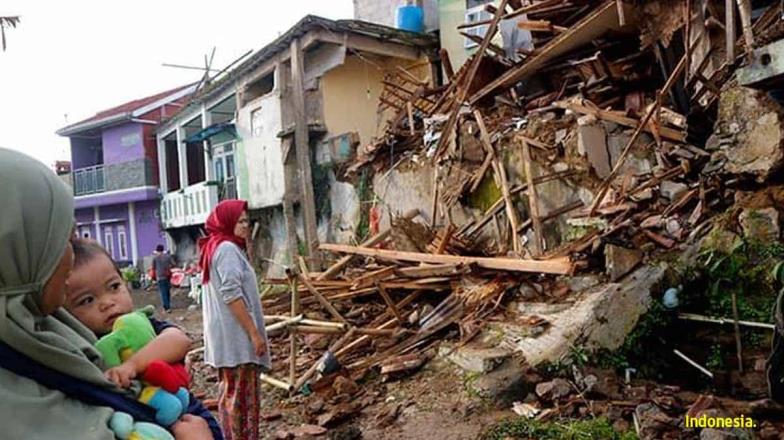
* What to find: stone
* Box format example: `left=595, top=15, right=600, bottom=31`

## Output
left=332, top=376, right=360, bottom=396
left=577, top=122, right=611, bottom=178
left=563, top=275, right=601, bottom=293
left=441, top=344, right=513, bottom=373
left=469, top=359, right=531, bottom=406
left=290, top=424, right=328, bottom=437
left=635, top=403, right=675, bottom=440
left=535, top=378, right=572, bottom=401
left=660, top=180, right=688, bottom=201
left=700, top=228, right=741, bottom=254
left=497, top=265, right=666, bottom=366
left=739, top=207, right=780, bottom=242
left=716, top=87, right=784, bottom=183
left=605, top=244, right=643, bottom=281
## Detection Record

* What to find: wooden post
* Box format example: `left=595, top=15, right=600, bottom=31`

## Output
left=281, top=137, right=300, bottom=269
left=522, top=139, right=543, bottom=256
left=726, top=0, right=736, bottom=62
left=736, top=0, right=754, bottom=58
left=475, top=110, right=521, bottom=254
left=297, top=273, right=347, bottom=324
left=439, top=48, right=455, bottom=81
left=290, top=37, right=320, bottom=270
left=731, top=292, right=744, bottom=373
left=287, top=270, right=300, bottom=390
left=376, top=282, right=404, bottom=325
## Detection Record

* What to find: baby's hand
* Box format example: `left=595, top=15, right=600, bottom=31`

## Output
left=105, top=361, right=138, bottom=388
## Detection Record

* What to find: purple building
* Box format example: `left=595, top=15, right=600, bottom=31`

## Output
left=57, top=84, right=197, bottom=267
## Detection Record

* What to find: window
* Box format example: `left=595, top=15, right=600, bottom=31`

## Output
left=117, top=225, right=128, bottom=260
left=464, top=5, right=492, bottom=48
left=251, top=108, right=264, bottom=138
left=104, top=226, right=114, bottom=259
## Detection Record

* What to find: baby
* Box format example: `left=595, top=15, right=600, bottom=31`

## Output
left=65, top=238, right=222, bottom=439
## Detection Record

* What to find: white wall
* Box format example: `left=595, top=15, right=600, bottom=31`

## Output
left=237, top=92, right=285, bottom=209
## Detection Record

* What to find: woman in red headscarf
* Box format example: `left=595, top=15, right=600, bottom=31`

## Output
left=198, top=199, right=270, bottom=440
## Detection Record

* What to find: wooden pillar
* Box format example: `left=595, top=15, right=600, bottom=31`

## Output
left=290, top=37, right=320, bottom=270
left=281, top=137, right=300, bottom=269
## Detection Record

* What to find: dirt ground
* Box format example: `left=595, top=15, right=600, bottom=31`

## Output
left=134, top=286, right=514, bottom=439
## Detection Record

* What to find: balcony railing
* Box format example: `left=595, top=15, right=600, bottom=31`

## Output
left=160, top=181, right=219, bottom=229
left=73, top=165, right=105, bottom=196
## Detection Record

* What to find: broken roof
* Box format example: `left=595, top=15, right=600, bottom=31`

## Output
left=56, top=83, right=197, bottom=137
left=159, top=15, right=438, bottom=132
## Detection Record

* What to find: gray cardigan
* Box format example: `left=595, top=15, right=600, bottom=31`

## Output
left=202, top=241, right=271, bottom=369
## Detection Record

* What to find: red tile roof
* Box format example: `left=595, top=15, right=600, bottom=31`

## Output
left=59, top=83, right=195, bottom=133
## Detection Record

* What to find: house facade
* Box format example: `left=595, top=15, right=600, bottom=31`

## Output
left=57, top=84, right=197, bottom=267
left=156, top=15, right=437, bottom=275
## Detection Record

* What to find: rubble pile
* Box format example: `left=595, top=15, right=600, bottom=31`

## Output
left=253, top=0, right=784, bottom=436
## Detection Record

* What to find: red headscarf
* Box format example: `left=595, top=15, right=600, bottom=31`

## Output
left=198, top=199, right=248, bottom=284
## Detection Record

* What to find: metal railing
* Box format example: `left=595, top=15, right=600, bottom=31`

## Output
left=73, top=165, right=105, bottom=196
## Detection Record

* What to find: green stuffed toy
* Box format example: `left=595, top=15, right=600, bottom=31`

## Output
left=96, top=306, right=190, bottom=427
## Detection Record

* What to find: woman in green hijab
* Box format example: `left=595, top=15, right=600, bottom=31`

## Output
left=0, top=148, right=212, bottom=439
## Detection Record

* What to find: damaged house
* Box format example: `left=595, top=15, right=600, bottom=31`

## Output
left=57, top=84, right=196, bottom=267
left=156, top=15, right=437, bottom=268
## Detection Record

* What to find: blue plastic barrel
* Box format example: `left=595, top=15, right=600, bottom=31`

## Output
left=396, top=4, right=424, bottom=33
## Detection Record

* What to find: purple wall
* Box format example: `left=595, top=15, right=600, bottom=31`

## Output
left=134, top=200, right=166, bottom=260
left=75, top=208, right=96, bottom=240
left=70, top=137, right=102, bottom=170
left=102, top=123, right=144, bottom=165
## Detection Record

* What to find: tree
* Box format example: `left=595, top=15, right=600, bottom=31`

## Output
left=0, top=16, right=20, bottom=51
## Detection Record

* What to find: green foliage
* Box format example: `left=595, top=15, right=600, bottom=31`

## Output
left=697, top=238, right=781, bottom=326
left=120, top=266, right=140, bottom=283
left=480, top=417, right=637, bottom=440
left=706, top=343, right=725, bottom=370
left=311, top=163, right=333, bottom=220
left=355, top=170, right=372, bottom=243
left=467, top=174, right=502, bottom=212
left=592, top=300, right=675, bottom=378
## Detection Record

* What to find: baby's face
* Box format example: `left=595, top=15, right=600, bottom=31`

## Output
left=65, top=254, right=134, bottom=335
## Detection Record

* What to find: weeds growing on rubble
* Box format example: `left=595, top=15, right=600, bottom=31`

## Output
left=479, top=417, right=638, bottom=440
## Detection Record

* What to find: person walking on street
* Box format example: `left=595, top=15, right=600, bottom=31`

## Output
left=198, top=199, right=270, bottom=440
left=153, top=244, right=176, bottom=313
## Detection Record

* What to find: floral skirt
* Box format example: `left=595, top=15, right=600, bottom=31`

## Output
left=217, top=363, right=261, bottom=440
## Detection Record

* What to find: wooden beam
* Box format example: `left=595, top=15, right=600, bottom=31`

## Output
left=281, top=137, right=301, bottom=270
left=588, top=53, right=687, bottom=214
left=376, top=282, right=405, bottom=324
left=297, top=273, right=347, bottom=324
left=475, top=110, right=521, bottom=254
left=290, top=37, right=320, bottom=269
left=554, top=101, right=686, bottom=142
left=440, top=48, right=455, bottom=81
left=287, top=272, right=299, bottom=388
left=522, top=139, right=543, bottom=256
left=434, top=0, right=509, bottom=159
left=320, top=243, right=574, bottom=274
left=316, top=209, right=419, bottom=281
left=736, top=0, right=754, bottom=57
left=470, top=2, right=631, bottom=104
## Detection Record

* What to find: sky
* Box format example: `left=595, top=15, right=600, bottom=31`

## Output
left=0, top=0, right=354, bottom=168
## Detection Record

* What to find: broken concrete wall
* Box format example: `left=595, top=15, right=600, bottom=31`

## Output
left=708, top=86, right=784, bottom=182
left=495, top=264, right=666, bottom=366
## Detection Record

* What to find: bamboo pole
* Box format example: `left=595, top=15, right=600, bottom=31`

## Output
left=288, top=271, right=299, bottom=389
left=259, top=372, right=293, bottom=392
left=297, top=273, right=347, bottom=324
left=731, top=292, right=744, bottom=373
left=673, top=349, right=714, bottom=378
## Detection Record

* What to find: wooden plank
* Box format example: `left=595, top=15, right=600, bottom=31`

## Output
left=522, top=139, right=543, bottom=256
left=435, top=224, right=456, bottom=254
left=588, top=53, right=688, bottom=214
left=395, top=263, right=470, bottom=278
left=736, top=0, right=754, bottom=57
left=434, top=0, right=509, bottom=159
left=317, top=209, right=419, bottom=280
left=440, top=48, right=455, bottom=81
left=470, top=2, right=632, bottom=104
left=297, top=273, right=348, bottom=324
left=554, top=101, right=686, bottom=142
left=475, top=109, right=521, bottom=254
left=407, top=102, right=416, bottom=136
left=351, top=266, right=396, bottom=289
left=320, top=243, right=574, bottom=274
left=290, top=37, right=320, bottom=269
left=376, top=282, right=405, bottom=324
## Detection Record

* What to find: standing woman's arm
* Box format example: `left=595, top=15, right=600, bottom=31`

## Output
left=215, top=244, right=266, bottom=355
left=226, top=299, right=266, bottom=355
